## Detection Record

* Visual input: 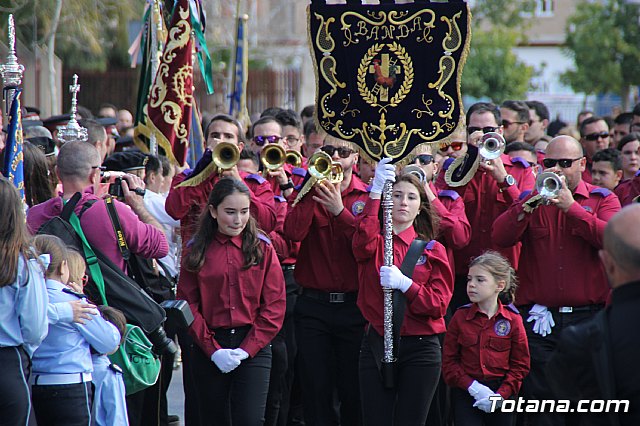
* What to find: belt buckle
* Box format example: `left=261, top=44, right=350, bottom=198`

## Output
left=230, top=328, right=236, bottom=334
left=558, top=306, right=573, bottom=313
left=329, top=292, right=345, bottom=303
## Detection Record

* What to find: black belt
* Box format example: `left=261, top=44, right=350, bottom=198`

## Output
left=282, top=264, right=296, bottom=271
left=520, top=304, right=604, bottom=315
left=301, top=288, right=358, bottom=303
left=211, top=325, right=251, bottom=337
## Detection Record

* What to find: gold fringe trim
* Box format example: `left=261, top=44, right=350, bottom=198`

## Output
left=174, top=160, right=217, bottom=188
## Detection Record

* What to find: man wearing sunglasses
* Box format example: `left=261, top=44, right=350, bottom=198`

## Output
left=283, top=143, right=368, bottom=426
left=443, top=102, right=536, bottom=312
left=500, top=100, right=530, bottom=143
left=579, top=116, right=611, bottom=184
left=493, top=135, right=621, bottom=426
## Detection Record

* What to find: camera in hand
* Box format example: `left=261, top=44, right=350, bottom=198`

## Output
left=109, top=177, right=124, bottom=198
left=108, top=176, right=146, bottom=197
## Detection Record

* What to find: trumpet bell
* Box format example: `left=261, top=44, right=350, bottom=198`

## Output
left=285, top=150, right=303, bottom=168
left=479, top=132, right=505, bottom=161
left=402, top=164, right=428, bottom=186
left=536, top=171, right=562, bottom=199
left=329, top=162, right=344, bottom=184
left=212, top=141, right=240, bottom=170
left=308, top=151, right=333, bottom=180
left=261, top=144, right=286, bottom=172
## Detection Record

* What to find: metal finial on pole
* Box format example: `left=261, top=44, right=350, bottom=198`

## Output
left=381, top=179, right=396, bottom=388
left=57, top=74, right=88, bottom=144
left=1, top=14, right=25, bottom=116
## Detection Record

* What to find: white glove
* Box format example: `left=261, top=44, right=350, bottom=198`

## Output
left=473, top=394, right=503, bottom=413
left=527, top=304, right=556, bottom=337
left=380, top=265, right=413, bottom=293
left=468, top=380, right=494, bottom=402
left=211, top=349, right=241, bottom=373
left=231, top=348, right=249, bottom=361
left=371, top=157, right=396, bottom=194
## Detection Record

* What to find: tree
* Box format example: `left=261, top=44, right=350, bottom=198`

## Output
left=462, top=0, right=536, bottom=103
left=562, top=0, right=640, bottom=110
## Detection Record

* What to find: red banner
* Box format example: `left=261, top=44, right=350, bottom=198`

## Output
left=136, top=0, right=194, bottom=166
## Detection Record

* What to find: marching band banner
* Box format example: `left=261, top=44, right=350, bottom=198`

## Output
left=308, top=0, right=471, bottom=164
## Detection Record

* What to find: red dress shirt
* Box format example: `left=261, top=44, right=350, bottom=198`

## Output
left=352, top=198, right=453, bottom=336
left=430, top=183, right=471, bottom=272
left=165, top=153, right=276, bottom=244
left=27, top=187, right=169, bottom=272
left=492, top=181, right=621, bottom=307
left=283, top=174, right=369, bottom=292
left=177, top=233, right=286, bottom=358
left=442, top=302, right=530, bottom=399
left=614, top=171, right=640, bottom=206
left=441, top=154, right=535, bottom=275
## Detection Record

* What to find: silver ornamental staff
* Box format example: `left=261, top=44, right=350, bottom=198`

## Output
left=57, top=74, right=88, bottom=144
left=382, top=179, right=395, bottom=387
left=0, top=14, right=24, bottom=123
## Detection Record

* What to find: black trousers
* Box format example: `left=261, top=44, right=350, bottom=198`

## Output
left=191, top=329, right=272, bottom=426
left=294, top=293, right=365, bottom=426
left=359, top=333, right=441, bottom=426
left=32, top=381, right=93, bottom=426
left=0, top=346, right=35, bottom=426
left=451, top=384, right=514, bottom=426
left=265, top=331, right=288, bottom=426
left=178, top=329, right=202, bottom=426
left=519, top=308, right=598, bottom=426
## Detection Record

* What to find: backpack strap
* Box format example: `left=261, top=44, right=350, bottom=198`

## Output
left=60, top=192, right=82, bottom=221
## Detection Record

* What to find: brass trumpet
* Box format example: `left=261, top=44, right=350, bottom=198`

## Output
left=212, top=141, right=240, bottom=170
left=285, top=150, right=303, bottom=168
left=478, top=132, right=505, bottom=161
left=292, top=151, right=343, bottom=206
left=261, top=144, right=286, bottom=176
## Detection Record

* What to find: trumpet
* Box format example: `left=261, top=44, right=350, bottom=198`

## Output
left=285, top=150, right=303, bottom=168
left=212, top=141, right=240, bottom=171
left=292, top=151, right=343, bottom=206
left=402, top=164, right=428, bottom=186
left=478, top=132, right=505, bottom=161
left=261, top=144, right=286, bottom=176
left=536, top=171, right=563, bottom=201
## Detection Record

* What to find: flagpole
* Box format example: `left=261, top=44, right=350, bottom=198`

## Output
left=148, top=0, right=164, bottom=156
left=1, top=15, right=24, bottom=127
left=229, top=0, right=242, bottom=115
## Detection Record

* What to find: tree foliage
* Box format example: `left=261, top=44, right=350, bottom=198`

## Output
left=461, top=0, right=535, bottom=102
left=562, top=0, right=640, bottom=106
left=0, top=0, right=141, bottom=71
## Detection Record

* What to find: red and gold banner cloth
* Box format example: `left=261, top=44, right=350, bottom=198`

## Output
left=136, top=0, right=194, bottom=166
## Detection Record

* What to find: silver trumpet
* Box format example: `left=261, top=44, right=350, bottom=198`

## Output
left=478, top=132, right=505, bottom=161
left=402, top=164, right=428, bottom=186
left=535, top=171, right=563, bottom=202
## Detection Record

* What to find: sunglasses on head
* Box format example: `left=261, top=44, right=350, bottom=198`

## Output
left=467, top=126, right=499, bottom=134
left=542, top=157, right=582, bottom=169
left=253, top=135, right=281, bottom=146
left=416, top=154, right=434, bottom=165
left=321, top=145, right=354, bottom=158
left=584, top=131, right=610, bottom=141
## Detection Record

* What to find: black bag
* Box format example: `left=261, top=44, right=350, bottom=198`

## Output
left=103, top=196, right=176, bottom=304
left=36, top=193, right=167, bottom=334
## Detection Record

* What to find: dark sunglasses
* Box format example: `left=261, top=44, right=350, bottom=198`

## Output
left=321, top=145, right=354, bottom=158
left=542, top=157, right=582, bottom=169
left=584, top=131, right=610, bottom=141
left=467, top=126, right=499, bottom=134
left=416, top=154, right=434, bottom=165
left=502, top=119, right=528, bottom=127
left=253, top=135, right=281, bottom=146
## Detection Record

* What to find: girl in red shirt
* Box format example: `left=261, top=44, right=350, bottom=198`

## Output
left=178, top=177, right=286, bottom=425
left=353, top=160, right=454, bottom=426
left=443, top=251, right=530, bottom=426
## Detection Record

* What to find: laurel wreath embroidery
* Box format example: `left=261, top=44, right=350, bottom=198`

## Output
left=357, top=42, right=413, bottom=112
